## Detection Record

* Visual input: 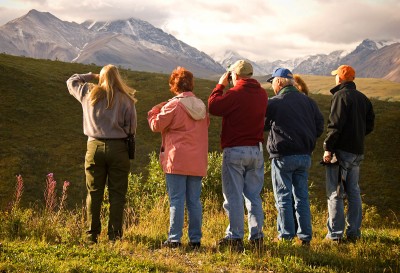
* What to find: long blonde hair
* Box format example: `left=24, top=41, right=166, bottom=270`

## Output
left=90, top=64, right=137, bottom=108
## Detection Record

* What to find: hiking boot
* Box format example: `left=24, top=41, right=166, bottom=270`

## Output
left=323, top=237, right=342, bottom=244
left=188, top=241, right=201, bottom=250
left=218, top=238, right=244, bottom=253
left=162, top=240, right=181, bottom=248
left=346, top=236, right=359, bottom=243
left=301, top=240, right=311, bottom=246
left=85, top=234, right=98, bottom=245
left=249, top=237, right=264, bottom=249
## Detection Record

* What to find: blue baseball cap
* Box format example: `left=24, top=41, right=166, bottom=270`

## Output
left=267, top=68, right=294, bottom=83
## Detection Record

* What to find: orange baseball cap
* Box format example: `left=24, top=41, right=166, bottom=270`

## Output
left=331, top=65, right=355, bottom=81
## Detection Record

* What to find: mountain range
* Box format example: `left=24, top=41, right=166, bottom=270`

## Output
left=1, top=9, right=399, bottom=82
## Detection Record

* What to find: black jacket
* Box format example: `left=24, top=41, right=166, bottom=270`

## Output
left=265, top=85, right=324, bottom=158
left=323, top=81, right=375, bottom=154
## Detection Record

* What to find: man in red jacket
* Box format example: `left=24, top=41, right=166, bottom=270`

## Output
left=208, top=60, right=268, bottom=252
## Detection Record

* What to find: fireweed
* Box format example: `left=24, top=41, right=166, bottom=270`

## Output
left=10, top=174, right=24, bottom=211
left=44, top=173, right=57, bottom=213
left=57, top=180, right=70, bottom=215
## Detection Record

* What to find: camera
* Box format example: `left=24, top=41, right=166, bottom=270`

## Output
left=227, top=72, right=232, bottom=82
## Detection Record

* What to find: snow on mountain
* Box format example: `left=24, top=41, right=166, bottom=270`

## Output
left=0, top=10, right=224, bottom=78
left=213, top=39, right=400, bottom=82
left=0, top=10, right=398, bottom=82
left=210, top=50, right=267, bottom=75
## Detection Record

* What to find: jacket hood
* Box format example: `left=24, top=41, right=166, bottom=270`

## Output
left=174, top=92, right=207, bottom=120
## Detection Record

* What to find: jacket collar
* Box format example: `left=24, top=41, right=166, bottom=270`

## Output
left=330, top=81, right=357, bottom=95
left=235, top=78, right=261, bottom=88
left=278, top=85, right=298, bottom=95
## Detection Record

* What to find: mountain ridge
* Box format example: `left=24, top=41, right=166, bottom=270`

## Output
left=0, top=10, right=399, bottom=82
left=0, top=9, right=224, bottom=78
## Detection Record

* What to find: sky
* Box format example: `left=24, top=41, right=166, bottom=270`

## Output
left=0, top=0, right=399, bottom=61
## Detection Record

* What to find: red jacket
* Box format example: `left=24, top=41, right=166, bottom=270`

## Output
left=208, top=79, right=268, bottom=149
left=148, top=92, right=209, bottom=177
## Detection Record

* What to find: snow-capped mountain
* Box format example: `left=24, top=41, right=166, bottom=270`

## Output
left=1, top=10, right=398, bottom=82
left=0, top=9, right=225, bottom=78
left=210, top=50, right=266, bottom=76
left=214, top=39, right=400, bottom=82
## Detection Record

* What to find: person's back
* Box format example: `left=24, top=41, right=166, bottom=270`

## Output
left=66, top=64, right=137, bottom=244
left=209, top=78, right=268, bottom=148
left=266, top=89, right=323, bottom=158
left=265, top=67, right=323, bottom=244
left=208, top=60, right=268, bottom=251
left=322, top=65, right=375, bottom=243
left=325, top=81, right=374, bottom=154
left=147, top=66, right=209, bottom=249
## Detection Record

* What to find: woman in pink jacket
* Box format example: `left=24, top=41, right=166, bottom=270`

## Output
left=148, top=67, right=209, bottom=249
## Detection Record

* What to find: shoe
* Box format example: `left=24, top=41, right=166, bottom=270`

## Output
left=323, top=237, right=342, bottom=244
left=249, top=237, right=264, bottom=248
left=301, top=240, right=310, bottom=246
left=188, top=242, right=201, bottom=249
left=86, top=234, right=98, bottom=245
left=218, top=238, right=244, bottom=253
left=346, top=236, right=359, bottom=243
left=162, top=240, right=181, bottom=248
left=272, top=237, right=292, bottom=244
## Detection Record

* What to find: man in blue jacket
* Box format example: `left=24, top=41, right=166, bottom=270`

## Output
left=265, top=68, right=324, bottom=245
left=322, top=65, right=375, bottom=243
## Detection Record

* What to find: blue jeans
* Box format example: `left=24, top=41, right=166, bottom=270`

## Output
left=166, top=174, right=203, bottom=243
left=222, top=146, right=264, bottom=240
left=325, top=150, right=364, bottom=240
left=271, top=155, right=312, bottom=241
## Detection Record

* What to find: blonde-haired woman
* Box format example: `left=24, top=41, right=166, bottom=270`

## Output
left=67, top=64, right=137, bottom=244
left=148, top=66, right=209, bottom=249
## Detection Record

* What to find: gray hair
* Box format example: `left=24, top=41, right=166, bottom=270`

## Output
left=276, top=77, right=295, bottom=87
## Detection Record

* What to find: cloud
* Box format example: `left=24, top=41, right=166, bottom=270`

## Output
left=0, top=0, right=399, bottom=61
left=291, top=0, right=400, bottom=44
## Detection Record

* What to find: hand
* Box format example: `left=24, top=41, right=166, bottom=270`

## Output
left=218, top=72, right=230, bottom=87
left=323, top=151, right=332, bottom=163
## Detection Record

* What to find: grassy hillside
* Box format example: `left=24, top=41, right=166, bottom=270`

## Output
left=1, top=53, right=400, bottom=218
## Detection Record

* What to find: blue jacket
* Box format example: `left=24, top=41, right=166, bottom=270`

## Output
left=265, top=85, right=324, bottom=158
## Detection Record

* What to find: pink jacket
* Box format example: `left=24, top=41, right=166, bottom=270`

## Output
left=148, top=92, right=209, bottom=177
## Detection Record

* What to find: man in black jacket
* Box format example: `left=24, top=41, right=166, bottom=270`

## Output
left=322, top=65, right=375, bottom=243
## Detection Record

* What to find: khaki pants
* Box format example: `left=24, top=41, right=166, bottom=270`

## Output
left=85, top=139, right=130, bottom=241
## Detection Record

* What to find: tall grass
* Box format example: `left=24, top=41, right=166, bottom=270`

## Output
left=1, top=54, right=400, bottom=220
left=0, top=152, right=399, bottom=273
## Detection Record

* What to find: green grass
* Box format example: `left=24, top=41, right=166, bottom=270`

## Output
left=1, top=53, right=400, bottom=218
left=0, top=179, right=399, bottom=272
left=1, top=85, right=399, bottom=273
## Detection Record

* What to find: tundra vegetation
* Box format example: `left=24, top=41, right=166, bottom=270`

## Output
left=0, top=54, right=399, bottom=272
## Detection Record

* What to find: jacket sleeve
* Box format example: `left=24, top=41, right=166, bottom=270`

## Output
left=208, top=84, right=237, bottom=116
left=323, top=95, right=346, bottom=151
left=130, top=103, right=137, bottom=135
left=313, top=100, right=324, bottom=138
left=365, top=100, right=375, bottom=135
left=147, top=101, right=177, bottom=132
left=66, top=73, right=95, bottom=103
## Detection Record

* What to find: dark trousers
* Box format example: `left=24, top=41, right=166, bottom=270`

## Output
left=85, top=139, right=130, bottom=240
